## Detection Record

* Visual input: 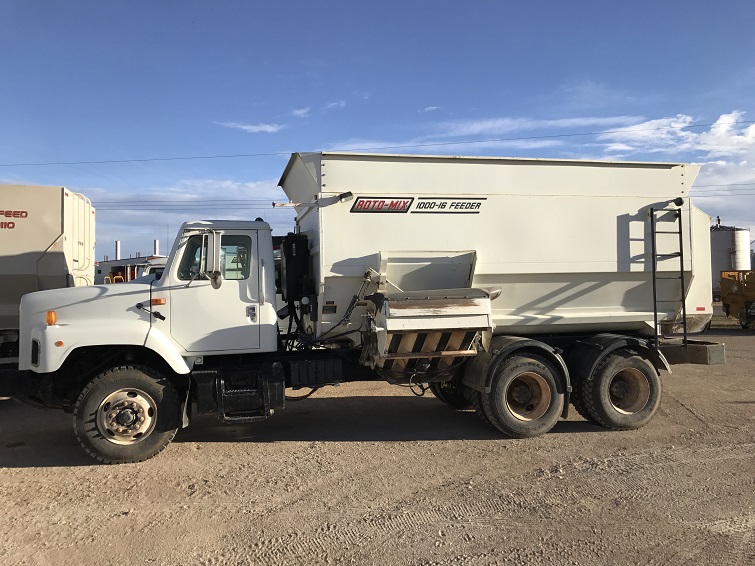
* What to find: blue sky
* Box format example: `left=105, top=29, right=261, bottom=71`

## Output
left=2, top=1, right=755, bottom=259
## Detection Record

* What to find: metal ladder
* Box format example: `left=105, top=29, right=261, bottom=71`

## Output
left=650, top=200, right=687, bottom=349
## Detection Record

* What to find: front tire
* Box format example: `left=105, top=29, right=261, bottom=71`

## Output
left=579, top=351, right=661, bottom=430
left=481, top=354, right=564, bottom=438
left=73, top=366, right=181, bottom=464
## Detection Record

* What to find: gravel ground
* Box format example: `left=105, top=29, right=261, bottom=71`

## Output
left=1, top=319, right=753, bottom=565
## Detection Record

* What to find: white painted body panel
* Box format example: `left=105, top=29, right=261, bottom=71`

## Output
left=279, top=152, right=711, bottom=339
left=17, top=281, right=192, bottom=373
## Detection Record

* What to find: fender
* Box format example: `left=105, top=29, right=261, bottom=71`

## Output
left=28, top=321, right=190, bottom=375
left=462, top=336, right=571, bottom=417
left=565, top=333, right=670, bottom=383
left=144, top=326, right=192, bottom=374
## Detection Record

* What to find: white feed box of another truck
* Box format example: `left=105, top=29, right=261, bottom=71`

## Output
left=0, top=185, right=95, bottom=352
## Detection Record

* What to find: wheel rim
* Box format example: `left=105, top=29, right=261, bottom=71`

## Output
left=608, top=368, right=651, bottom=414
left=96, top=388, right=158, bottom=445
left=505, top=372, right=551, bottom=421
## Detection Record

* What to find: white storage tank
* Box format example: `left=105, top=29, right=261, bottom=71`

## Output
left=711, top=225, right=752, bottom=295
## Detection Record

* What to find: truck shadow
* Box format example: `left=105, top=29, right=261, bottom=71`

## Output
left=174, top=396, right=604, bottom=444
left=0, top=396, right=605, bottom=469
left=0, top=400, right=93, bottom=468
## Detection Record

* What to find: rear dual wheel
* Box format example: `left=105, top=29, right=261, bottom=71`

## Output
left=576, top=351, right=661, bottom=430
left=481, top=354, right=564, bottom=438
left=429, top=379, right=472, bottom=410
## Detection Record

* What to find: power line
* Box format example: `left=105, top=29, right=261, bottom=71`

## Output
left=693, top=182, right=755, bottom=187
left=2, top=119, right=753, bottom=168
left=691, top=186, right=755, bottom=195
left=0, top=151, right=289, bottom=167
left=94, top=201, right=274, bottom=207
left=94, top=199, right=273, bottom=203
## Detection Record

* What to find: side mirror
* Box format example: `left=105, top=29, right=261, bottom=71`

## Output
left=205, top=230, right=223, bottom=289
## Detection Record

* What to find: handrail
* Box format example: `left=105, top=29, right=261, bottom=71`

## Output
left=260, top=259, right=266, bottom=305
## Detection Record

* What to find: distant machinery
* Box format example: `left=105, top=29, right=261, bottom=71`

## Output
left=710, top=224, right=751, bottom=299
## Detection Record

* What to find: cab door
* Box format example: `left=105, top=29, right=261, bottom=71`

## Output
left=168, top=231, right=261, bottom=352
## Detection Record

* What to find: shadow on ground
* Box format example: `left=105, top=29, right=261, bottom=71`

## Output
left=0, top=393, right=604, bottom=468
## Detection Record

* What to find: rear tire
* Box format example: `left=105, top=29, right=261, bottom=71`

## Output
left=481, top=354, right=564, bottom=438
left=471, top=390, right=496, bottom=430
left=429, top=380, right=472, bottom=410
left=570, top=377, right=593, bottom=423
left=73, top=365, right=181, bottom=464
left=579, top=351, right=660, bottom=430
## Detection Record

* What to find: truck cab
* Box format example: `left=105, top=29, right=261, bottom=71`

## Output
left=20, top=220, right=279, bottom=377
left=155, top=221, right=278, bottom=355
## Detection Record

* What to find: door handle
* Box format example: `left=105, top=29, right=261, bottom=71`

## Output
left=247, top=305, right=258, bottom=322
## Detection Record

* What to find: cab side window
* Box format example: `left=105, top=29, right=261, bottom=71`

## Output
left=220, top=236, right=251, bottom=280
left=176, top=234, right=252, bottom=281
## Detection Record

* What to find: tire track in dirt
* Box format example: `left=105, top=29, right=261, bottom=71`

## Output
left=696, top=513, right=755, bottom=566
left=203, top=443, right=755, bottom=564
left=3, top=441, right=752, bottom=564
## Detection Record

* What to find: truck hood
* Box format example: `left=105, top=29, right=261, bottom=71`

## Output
left=21, top=281, right=153, bottom=326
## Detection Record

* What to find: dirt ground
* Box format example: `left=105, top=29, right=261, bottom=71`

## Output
left=1, top=319, right=754, bottom=565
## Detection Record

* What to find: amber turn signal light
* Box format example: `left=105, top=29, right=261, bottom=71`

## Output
left=46, top=311, right=57, bottom=326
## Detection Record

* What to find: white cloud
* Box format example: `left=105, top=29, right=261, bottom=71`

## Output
left=325, top=136, right=563, bottom=154
left=324, top=101, right=346, bottom=110
left=596, top=111, right=755, bottom=161
left=437, top=115, right=645, bottom=138
left=611, top=112, right=755, bottom=230
left=215, top=121, right=286, bottom=133
left=423, top=106, right=441, bottom=112
left=292, top=107, right=311, bottom=118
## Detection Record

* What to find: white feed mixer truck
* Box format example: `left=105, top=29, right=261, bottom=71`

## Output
left=1, top=153, right=722, bottom=463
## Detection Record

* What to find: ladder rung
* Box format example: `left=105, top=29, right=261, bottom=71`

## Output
left=656, top=253, right=681, bottom=258
left=655, top=230, right=681, bottom=234
left=656, top=276, right=683, bottom=280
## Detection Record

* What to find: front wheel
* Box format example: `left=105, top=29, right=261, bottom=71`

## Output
left=73, top=366, right=181, bottom=464
left=481, top=354, right=564, bottom=438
